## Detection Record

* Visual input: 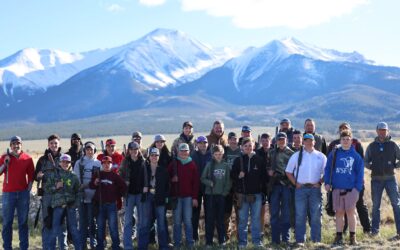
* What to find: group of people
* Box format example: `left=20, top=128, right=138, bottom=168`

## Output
left=1, top=118, right=400, bottom=250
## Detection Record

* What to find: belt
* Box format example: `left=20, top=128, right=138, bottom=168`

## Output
left=339, top=189, right=352, bottom=196
left=301, top=183, right=318, bottom=188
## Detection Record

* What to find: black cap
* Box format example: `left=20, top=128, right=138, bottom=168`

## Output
left=276, top=132, right=287, bottom=139
left=182, top=121, right=193, bottom=128
left=260, top=133, right=271, bottom=139
left=228, top=132, right=237, bottom=139
left=71, top=133, right=82, bottom=140
left=280, top=118, right=291, bottom=124
left=241, top=125, right=251, bottom=132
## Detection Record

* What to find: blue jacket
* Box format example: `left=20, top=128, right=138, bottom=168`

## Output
left=324, top=146, right=364, bottom=192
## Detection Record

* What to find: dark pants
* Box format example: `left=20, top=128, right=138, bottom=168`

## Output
left=223, top=192, right=239, bottom=241
left=344, top=185, right=371, bottom=233
left=192, top=192, right=205, bottom=241
left=205, top=195, right=225, bottom=245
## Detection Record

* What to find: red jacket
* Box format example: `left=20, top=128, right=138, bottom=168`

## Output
left=0, top=152, right=34, bottom=192
left=168, top=158, right=199, bottom=200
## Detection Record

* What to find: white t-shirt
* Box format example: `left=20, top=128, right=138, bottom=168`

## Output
left=286, top=149, right=327, bottom=184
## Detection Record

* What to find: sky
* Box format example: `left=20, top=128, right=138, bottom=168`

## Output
left=1, top=0, right=399, bottom=66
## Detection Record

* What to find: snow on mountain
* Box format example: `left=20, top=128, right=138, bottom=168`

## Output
left=105, top=28, right=236, bottom=89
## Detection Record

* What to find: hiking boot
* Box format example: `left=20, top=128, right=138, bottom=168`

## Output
left=349, top=234, right=358, bottom=245
left=389, top=234, right=400, bottom=241
left=333, top=234, right=343, bottom=246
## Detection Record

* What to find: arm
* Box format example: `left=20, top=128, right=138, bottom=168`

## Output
left=223, top=165, right=232, bottom=196
left=321, top=137, right=327, bottom=155
left=34, top=158, right=44, bottom=181
left=364, top=144, right=372, bottom=170
left=200, top=163, right=213, bottom=187
left=324, top=152, right=333, bottom=185
left=355, top=155, right=364, bottom=192
left=191, top=163, right=199, bottom=200
left=395, top=143, right=400, bottom=168
left=116, top=174, right=128, bottom=198
left=285, top=153, right=298, bottom=187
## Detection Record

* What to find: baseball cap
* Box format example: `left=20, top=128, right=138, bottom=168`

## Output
left=228, top=132, right=237, bottom=139
left=128, top=142, right=140, bottom=150
left=60, top=154, right=71, bottom=162
left=106, top=138, right=116, bottom=145
left=196, top=136, right=208, bottom=143
left=179, top=143, right=190, bottom=151
left=132, top=131, right=142, bottom=139
left=149, top=147, right=160, bottom=156
left=276, top=132, right=287, bottom=139
left=303, top=134, right=315, bottom=140
left=376, top=122, right=388, bottom=130
left=280, top=118, right=291, bottom=124
left=10, top=136, right=22, bottom=144
left=71, top=133, right=82, bottom=140
left=101, top=156, right=112, bottom=163
left=260, top=133, right=271, bottom=139
left=154, top=134, right=166, bottom=142
left=241, top=125, right=251, bottom=132
left=182, top=121, right=193, bottom=128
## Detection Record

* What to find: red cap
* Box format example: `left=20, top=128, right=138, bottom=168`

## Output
left=106, top=139, right=116, bottom=145
left=101, top=156, right=112, bottom=163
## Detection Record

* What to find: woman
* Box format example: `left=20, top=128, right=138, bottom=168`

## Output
left=44, top=153, right=81, bottom=250
left=171, top=121, right=195, bottom=156
left=324, top=130, right=364, bottom=245
left=201, top=145, right=231, bottom=247
left=149, top=134, right=172, bottom=168
left=231, top=137, right=266, bottom=248
left=139, top=147, right=170, bottom=250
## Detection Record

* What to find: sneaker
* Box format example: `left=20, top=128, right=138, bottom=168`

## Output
left=389, top=234, right=400, bottom=241
left=370, top=231, right=380, bottom=237
left=294, top=242, right=305, bottom=248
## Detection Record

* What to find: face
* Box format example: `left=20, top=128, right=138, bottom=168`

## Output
left=106, top=144, right=116, bottom=155
left=149, top=154, right=159, bottom=164
left=242, top=141, right=254, bottom=155
left=129, top=148, right=139, bottom=158
left=377, top=129, right=389, bottom=139
left=102, top=161, right=112, bottom=171
left=60, top=160, right=70, bottom=170
left=280, top=122, right=290, bottom=131
left=241, top=131, right=251, bottom=138
left=340, top=136, right=352, bottom=149
left=228, top=137, right=238, bottom=147
left=213, top=123, right=224, bottom=136
left=303, top=139, right=315, bottom=149
left=183, top=126, right=193, bottom=136
left=197, top=141, right=208, bottom=151
left=277, top=138, right=287, bottom=148
left=213, top=151, right=224, bottom=162
left=261, top=138, right=271, bottom=149
left=85, top=147, right=94, bottom=157
left=10, top=141, right=22, bottom=154
left=71, top=137, right=81, bottom=146
left=293, top=134, right=302, bottom=146
left=178, top=150, right=190, bottom=160
left=304, top=121, right=315, bottom=134
left=155, top=141, right=164, bottom=150
left=48, top=139, right=60, bottom=152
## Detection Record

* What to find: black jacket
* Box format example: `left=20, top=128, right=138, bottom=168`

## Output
left=142, top=163, right=170, bottom=206
left=231, top=153, right=266, bottom=195
left=119, top=155, right=145, bottom=195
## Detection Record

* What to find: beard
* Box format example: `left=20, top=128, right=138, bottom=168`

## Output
left=71, top=143, right=81, bottom=153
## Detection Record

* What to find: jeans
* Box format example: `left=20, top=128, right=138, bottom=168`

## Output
left=123, top=194, right=141, bottom=250
left=371, top=177, right=400, bottom=234
left=50, top=206, right=81, bottom=250
left=205, top=194, right=225, bottom=245
left=269, top=185, right=291, bottom=244
left=79, top=202, right=97, bottom=249
left=295, top=187, right=322, bottom=243
left=173, top=197, right=194, bottom=247
left=238, top=193, right=262, bottom=247
left=1, top=190, right=29, bottom=250
left=96, top=203, right=119, bottom=250
left=192, top=192, right=205, bottom=241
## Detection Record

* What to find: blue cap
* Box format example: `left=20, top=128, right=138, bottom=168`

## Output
left=196, top=136, right=208, bottom=143
left=280, top=118, right=291, bottom=124
left=303, top=133, right=315, bottom=140
left=376, top=122, right=388, bottom=130
left=241, top=125, right=251, bottom=132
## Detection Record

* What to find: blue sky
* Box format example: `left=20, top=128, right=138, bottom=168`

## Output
left=1, top=0, right=399, bottom=66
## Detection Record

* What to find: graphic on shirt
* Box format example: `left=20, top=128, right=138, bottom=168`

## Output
left=213, top=169, right=226, bottom=179
left=100, top=179, right=113, bottom=185
left=337, top=157, right=354, bottom=174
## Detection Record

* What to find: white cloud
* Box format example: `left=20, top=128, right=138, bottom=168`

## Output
left=181, top=0, right=368, bottom=29
left=139, top=0, right=166, bottom=6
left=106, top=3, right=125, bottom=12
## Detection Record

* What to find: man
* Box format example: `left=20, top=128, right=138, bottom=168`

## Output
left=190, top=136, right=212, bottom=242
left=67, top=133, right=83, bottom=170
left=35, top=134, right=65, bottom=249
left=286, top=134, right=326, bottom=245
left=327, top=122, right=371, bottom=234
left=272, top=118, right=295, bottom=147
left=171, top=121, right=195, bottom=156
left=73, top=141, right=102, bottom=249
left=223, top=132, right=242, bottom=241
left=303, top=118, right=327, bottom=155
left=289, top=130, right=303, bottom=152
left=97, top=138, right=124, bottom=173
left=206, top=120, right=228, bottom=148
left=268, top=132, right=294, bottom=245
left=238, top=125, right=259, bottom=149
left=364, top=122, right=400, bottom=239
left=168, top=143, right=199, bottom=248
left=0, top=136, right=34, bottom=250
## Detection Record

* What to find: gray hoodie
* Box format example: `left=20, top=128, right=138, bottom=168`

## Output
left=74, top=155, right=102, bottom=203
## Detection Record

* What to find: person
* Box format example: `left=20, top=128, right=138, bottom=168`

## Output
left=231, top=137, right=266, bottom=248
left=223, top=132, right=242, bottom=241
left=119, top=141, right=145, bottom=250
left=132, top=131, right=147, bottom=156
left=171, top=121, right=195, bottom=156
left=45, top=153, right=81, bottom=250
left=167, top=143, right=199, bottom=248
left=272, top=118, right=295, bottom=147
left=268, top=132, right=294, bottom=245
left=206, top=120, right=228, bottom=148
left=327, top=122, right=371, bottom=234
left=303, top=118, right=327, bottom=155
left=324, top=130, right=364, bottom=245
left=191, top=135, right=212, bottom=242
left=90, top=156, right=127, bottom=250
left=97, top=138, right=124, bottom=173
left=289, top=130, right=303, bottom=152
left=67, top=133, right=83, bottom=170
left=201, top=145, right=232, bottom=247
left=255, top=133, right=272, bottom=239
left=139, top=147, right=170, bottom=250
left=73, top=141, right=102, bottom=249
left=286, top=133, right=326, bottom=246
left=35, top=134, right=66, bottom=249
left=364, top=122, right=400, bottom=239
left=0, top=136, right=34, bottom=250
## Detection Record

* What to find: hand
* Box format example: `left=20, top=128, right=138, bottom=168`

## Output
left=4, top=155, right=10, bottom=164
left=325, top=184, right=331, bottom=192
left=94, top=178, right=100, bottom=186
left=56, top=181, right=63, bottom=189
left=37, top=171, right=44, bottom=178
left=296, top=183, right=302, bottom=189
left=192, top=199, right=198, bottom=208
left=143, top=187, right=149, bottom=193
left=28, top=182, right=33, bottom=192
left=268, top=170, right=274, bottom=177
left=238, top=171, right=245, bottom=179
left=172, top=176, right=178, bottom=182
left=313, top=183, right=321, bottom=188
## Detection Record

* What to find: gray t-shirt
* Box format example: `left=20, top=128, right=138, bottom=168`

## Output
left=74, top=156, right=102, bottom=203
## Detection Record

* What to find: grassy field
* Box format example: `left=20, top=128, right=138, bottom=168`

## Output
left=1, top=134, right=400, bottom=249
